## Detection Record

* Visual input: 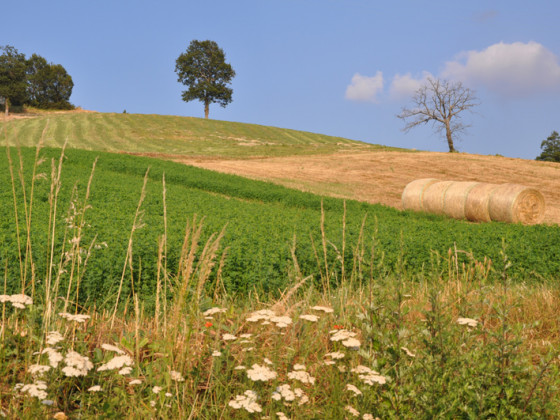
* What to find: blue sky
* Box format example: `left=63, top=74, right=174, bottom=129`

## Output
left=3, top=0, right=560, bottom=159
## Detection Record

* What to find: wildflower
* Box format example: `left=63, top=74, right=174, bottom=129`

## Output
left=0, top=295, right=10, bottom=303
left=28, top=364, right=51, bottom=376
left=129, top=379, right=142, bottom=385
left=119, top=367, right=133, bottom=375
left=401, top=347, right=416, bottom=357
left=63, top=351, right=93, bottom=377
left=270, top=315, right=292, bottom=328
left=204, top=321, right=213, bottom=328
left=240, top=333, right=252, bottom=338
left=333, top=324, right=344, bottom=329
left=165, top=392, right=173, bottom=397
left=311, top=305, right=334, bottom=313
left=346, top=384, right=362, bottom=396
left=325, top=351, right=345, bottom=360
left=272, top=384, right=296, bottom=401
left=101, top=344, right=126, bottom=355
left=294, top=388, right=309, bottom=405
left=246, top=309, right=276, bottom=322
left=363, top=415, right=376, bottom=420
left=346, top=405, right=360, bottom=417
left=277, top=412, right=289, bottom=420
left=287, top=369, right=315, bottom=385
left=150, top=400, right=156, bottom=408
left=88, top=385, right=102, bottom=392
left=152, top=386, right=162, bottom=394
left=203, top=307, right=227, bottom=316
left=324, top=360, right=336, bottom=366
left=53, top=413, right=68, bottom=420
left=299, top=314, right=319, bottom=322
left=170, top=370, right=185, bottom=382
left=46, top=331, right=64, bottom=346
left=58, top=312, right=90, bottom=323
left=19, top=381, right=48, bottom=399
left=9, top=294, right=33, bottom=309
left=359, top=373, right=387, bottom=386
left=41, top=347, right=63, bottom=368
left=293, top=363, right=306, bottom=371
left=211, top=350, right=222, bottom=357
left=234, top=365, right=246, bottom=370
left=264, top=358, right=273, bottom=365
left=330, top=329, right=357, bottom=342
left=247, top=364, right=277, bottom=381
left=97, top=355, right=133, bottom=372
left=457, top=317, right=478, bottom=328
left=222, top=333, right=237, bottom=341
left=228, top=390, right=262, bottom=413
left=342, top=338, right=361, bottom=349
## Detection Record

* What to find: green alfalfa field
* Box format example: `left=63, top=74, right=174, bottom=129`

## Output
left=1, top=111, right=559, bottom=418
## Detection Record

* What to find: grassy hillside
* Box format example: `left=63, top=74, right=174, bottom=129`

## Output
left=1, top=111, right=393, bottom=158
left=1, top=146, right=559, bottom=310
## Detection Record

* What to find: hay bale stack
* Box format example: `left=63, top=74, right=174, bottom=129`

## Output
left=488, top=184, right=545, bottom=224
left=401, top=178, right=440, bottom=212
left=422, top=180, right=455, bottom=215
left=402, top=179, right=545, bottom=224
left=443, top=181, right=480, bottom=220
left=464, top=183, right=500, bottom=222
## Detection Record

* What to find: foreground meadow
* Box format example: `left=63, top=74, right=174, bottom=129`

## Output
left=1, top=133, right=559, bottom=418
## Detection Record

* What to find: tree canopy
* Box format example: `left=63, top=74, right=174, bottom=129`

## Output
left=397, top=77, right=478, bottom=153
left=26, top=53, right=74, bottom=109
left=0, top=45, right=28, bottom=114
left=536, top=131, right=560, bottom=163
left=0, top=45, right=74, bottom=114
left=175, top=40, right=235, bottom=119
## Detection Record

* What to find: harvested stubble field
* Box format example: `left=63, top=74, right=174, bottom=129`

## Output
left=171, top=151, right=560, bottom=225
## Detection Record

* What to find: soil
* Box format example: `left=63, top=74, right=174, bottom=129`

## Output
left=168, top=151, right=560, bottom=225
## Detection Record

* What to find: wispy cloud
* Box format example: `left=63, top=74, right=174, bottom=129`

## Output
left=442, top=41, right=560, bottom=97
left=345, top=72, right=384, bottom=103
left=472, top=9, right=499, bottom=23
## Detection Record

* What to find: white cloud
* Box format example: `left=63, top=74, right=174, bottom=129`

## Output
left=389, top=71, right=433, bottom=100
left=345, top=72, right=384, bottom=103
left=442, top=41, right=560, bottom=97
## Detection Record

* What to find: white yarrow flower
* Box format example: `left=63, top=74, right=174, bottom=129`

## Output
left=342, top=338, right=361, bottom=349
left=97, top=355, right=133, bottom=372
left=222, top=333, right=237, bottom=341
left=28, top=364, right=51, bottom=376
left=101, top=344, right=126, bottom=355
left=170, top=370, right=185, bottom=382
left=228, top=390, right=262, bottom=413
left=58, top=312, right=90, bottom=323
left=325, top=351, right=345, bottom=359
left=457, top=317, right=478, bottom=328
left=299, top=314, right=319, bottom=322
left=19, top=381, right=48, bottom=399
left=88, top=385, right=102, bottom=392
left=346, top=384, right=362, bottom=396
left=311, top=305, right=334, bottom=313
left=247, top=364, right=277, bottom=381
left=42, top=348, right=63, bottom=368
left=202, top=307, right=227, bottom=316
left=46, top=331, right=64, bottom=346
left=63, top=351, right=93, bottom=377
left=287, top=369, right=315, bottom=384
left=346, top=405, right=360, bottom=417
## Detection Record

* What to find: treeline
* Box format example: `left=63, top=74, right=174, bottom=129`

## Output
left=0, top=45, right=74, bottom=113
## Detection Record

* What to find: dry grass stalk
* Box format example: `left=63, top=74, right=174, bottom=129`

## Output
left=111, top=168, right=150, bottom=328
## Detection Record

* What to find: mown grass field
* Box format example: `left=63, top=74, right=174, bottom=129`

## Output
left=1, top=112, right=559, bottom=418
left=1, top=111, right=393, bottom=158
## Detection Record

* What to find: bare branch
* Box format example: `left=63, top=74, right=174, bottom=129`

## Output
left=397, top=77, right=479, bottom=152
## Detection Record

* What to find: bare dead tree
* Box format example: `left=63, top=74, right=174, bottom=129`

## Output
left=397, top=77, right=479, bottom=152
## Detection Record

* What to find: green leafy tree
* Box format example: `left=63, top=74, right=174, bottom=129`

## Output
left=26, top=54, right=74, bottom=109
left=175, top=40, right=235, bottom=119
left=0, top=45, right=28, bottom=115
left=536, top=131, right=560, bottom=162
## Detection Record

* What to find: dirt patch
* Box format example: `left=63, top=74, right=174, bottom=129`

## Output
left=168, top=151, right=560, bottom=225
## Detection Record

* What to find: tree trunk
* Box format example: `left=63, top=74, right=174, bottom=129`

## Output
left=4, top=98, right=9, bottom=116
left=204, top=100, right=209, bottom=119
left=445, top=120, right=455, bottom=152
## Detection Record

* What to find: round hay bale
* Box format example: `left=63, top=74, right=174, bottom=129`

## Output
left=401, top=178, right=440, bottom=211
left=442, top=181, right=480, bottom=220
left=464, top=183, right=500, bottom=222
left=422, top=181, right=455, bottom=215
left=488, top=184, right=545, bottom=224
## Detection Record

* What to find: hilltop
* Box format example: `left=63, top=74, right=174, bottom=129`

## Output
left=2, top=110, right=559, bottom=224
